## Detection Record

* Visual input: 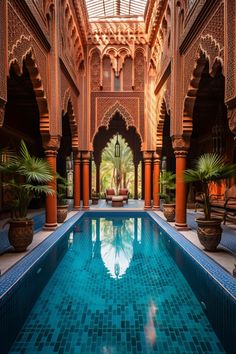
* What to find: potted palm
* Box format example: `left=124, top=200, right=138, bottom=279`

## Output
left=0, top=140, right=54, bottom=252
left=159, top=171, right=176, bottom=222
left=56, top=174, right=69, bottom=223
left=184, top=153, right=236, bottom=251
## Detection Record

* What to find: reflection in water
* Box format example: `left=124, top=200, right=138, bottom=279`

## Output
left=145, top=300, right=158, bottom=346
left=92, top=217, right=135, bottom=279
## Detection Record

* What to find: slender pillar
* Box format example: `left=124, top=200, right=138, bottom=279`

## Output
left=73, top=151, right=81, bottom=209
left=44, top=149, right=57, bottom=229
left=134, top=163, right=138, bottom=199
left=175, top=150, right=188, bottom=229
left=141, top=160, right=145, bottom=199
left=143, top=152, right=153, bottom=209
left=82, top=152, right=90, bottom=209
left=96, top=163, right=100, bottom=194
left=153, top=153, right=161, bottom=209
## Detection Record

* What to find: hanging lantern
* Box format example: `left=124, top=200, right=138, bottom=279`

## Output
left=115, top=132, right=120, bottom=157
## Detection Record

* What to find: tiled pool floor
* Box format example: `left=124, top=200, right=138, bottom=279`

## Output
left=9, top=215, right=225, bottom=354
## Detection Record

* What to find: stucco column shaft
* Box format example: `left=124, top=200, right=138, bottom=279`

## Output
left=134, top=164, right=138, bottom=199
left=153, top=153, right=161, bottom=209
left=175, top=151, right=188, bottom=229
left=143, top=152, right=153, bottom=209
left=44, top=150, right=57, bottom=229
left=82, top=152, right=90, bottom=210
left=73, top=153, right=81, bottom=209
left=96, top=163, right=100, bottom=194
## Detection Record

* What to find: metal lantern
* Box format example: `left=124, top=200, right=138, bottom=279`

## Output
left=115, top=132, right=120, bottom=157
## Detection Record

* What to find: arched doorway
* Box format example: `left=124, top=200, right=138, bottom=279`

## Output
left=93, top=112, right=142, bottom=200
left=0, top=62, right=44, bottom=212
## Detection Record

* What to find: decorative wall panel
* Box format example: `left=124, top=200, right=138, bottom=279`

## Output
left=123, top=57, right=132, bottom=91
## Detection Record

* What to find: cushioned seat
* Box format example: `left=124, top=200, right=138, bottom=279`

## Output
left=105, top=188, right=115, bottom=203
left=118, top=189, right=129, bottom=204
left=112, top=196, right=124, bottom=207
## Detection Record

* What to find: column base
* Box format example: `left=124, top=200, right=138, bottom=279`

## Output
left=73, top=205, right=81, bottom=210
left=152, top=206, right=160, bottom=210
left=43, top=223, right=58, bottom=230
left=82, top=206, right=90, bottom=210
left=144, top=205, right=152, bottom=210
left=174, top=222, right=190, bottom=231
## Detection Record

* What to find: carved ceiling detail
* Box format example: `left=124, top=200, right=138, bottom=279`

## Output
left=88, top=22, right=147, bottom=45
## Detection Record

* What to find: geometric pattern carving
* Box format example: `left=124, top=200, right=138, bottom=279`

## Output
left=101, top=101, right=135, bottom=129
left=156, top=99, right=166, bottom=151
left=90, top=50, right=101, bottom=91
left=134, top=50, right=144, bottom=91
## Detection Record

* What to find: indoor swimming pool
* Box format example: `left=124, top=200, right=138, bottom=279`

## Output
left=8, top=213, right=225, bottom=354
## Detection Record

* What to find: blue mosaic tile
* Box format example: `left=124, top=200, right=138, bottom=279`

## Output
left=8, top=214, right=225, bottom=353
left=148, top=212, right=236, bottom=298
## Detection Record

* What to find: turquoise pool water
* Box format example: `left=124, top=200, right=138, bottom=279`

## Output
left=10, top=214, right=224, bottom=353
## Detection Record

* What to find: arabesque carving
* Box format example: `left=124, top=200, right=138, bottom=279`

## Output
left=228, top=109, right=236, bottom=136
left=88, top=22, right=147, bottom=45
left=101, top=101, right=135, bottom=129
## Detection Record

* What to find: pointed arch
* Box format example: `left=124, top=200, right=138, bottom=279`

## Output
left=62, top=89, right=79, bottom=150
left=101, top=101, right=135, bottom=130
left=8, top=46, right=50, bottom=135
left=183, top=42, right=224, bottom=136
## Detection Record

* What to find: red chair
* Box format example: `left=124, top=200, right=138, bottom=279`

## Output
left=118, top=189, right=129, bottom=203
left=105, top=188, right=115, bottom=203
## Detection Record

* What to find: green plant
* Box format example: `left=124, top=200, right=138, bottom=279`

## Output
left=57, top=173, right=69, bottom=206
left=184, top=153, right=236, bottom=220
left=159, top=171, right=176, bottom=203
left=0, top=140, right=54, bottom=219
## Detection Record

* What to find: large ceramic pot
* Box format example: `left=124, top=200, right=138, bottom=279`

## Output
left=8, top=219, right=34, bottom=252
left=163, top=203, right=175, bottom=222
left=57, top=205, right=68, bottom=223
left=196, top=217, right=222, bottom=251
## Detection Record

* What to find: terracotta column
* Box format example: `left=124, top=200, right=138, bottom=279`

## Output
left=96, top=163, right=100, bottom=194
left=82, top=151, right=91, bottom=210
left=141, top=160, right=145, bottom=199
left=143, top=151, right=153, bottom=209
left=153, top=152, right=161, bottom=209
left=134, top=163, right=138, bottom=199
left=73, top=151, right=81, bottom=209
left=44, top=149, right=58, bottom=229
left=172, top=136, right=189, bottom=229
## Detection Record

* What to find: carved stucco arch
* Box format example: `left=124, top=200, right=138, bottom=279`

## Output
left=94, top=101, right=143, bottom=145
left=7, top=41, right=50, bottom=135
left=62, top=89, right=79, bottom=150
left=183, top=39, right=224, bottom=136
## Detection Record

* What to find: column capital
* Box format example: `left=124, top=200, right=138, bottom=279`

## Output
left=81, top=151, right=91, bottom=160
left=143, top=151, right=153, bottom=161
left=153, top=152, right=161, bottom=163
left=73, top=150, right=81, bottom=161
left=172, top=135, right=189, bottom=157
left=44, top=149, right=58, bottom=158
left=42, top=134, right=61, bottom=151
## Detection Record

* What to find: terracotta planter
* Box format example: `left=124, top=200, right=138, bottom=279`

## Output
left=196, top=217, right=222, bottom=251
left=163, top=203, right=175, bottom=222
left=8, top=219, right=34, bottom=252
left=57, top=205, right=68, bottom=223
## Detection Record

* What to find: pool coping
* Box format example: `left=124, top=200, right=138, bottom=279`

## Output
left=0, top=212, right=85, bottom=299
left=0, top=209, right=235, bottom=301
left=148, top=211, right=236, bottom=300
